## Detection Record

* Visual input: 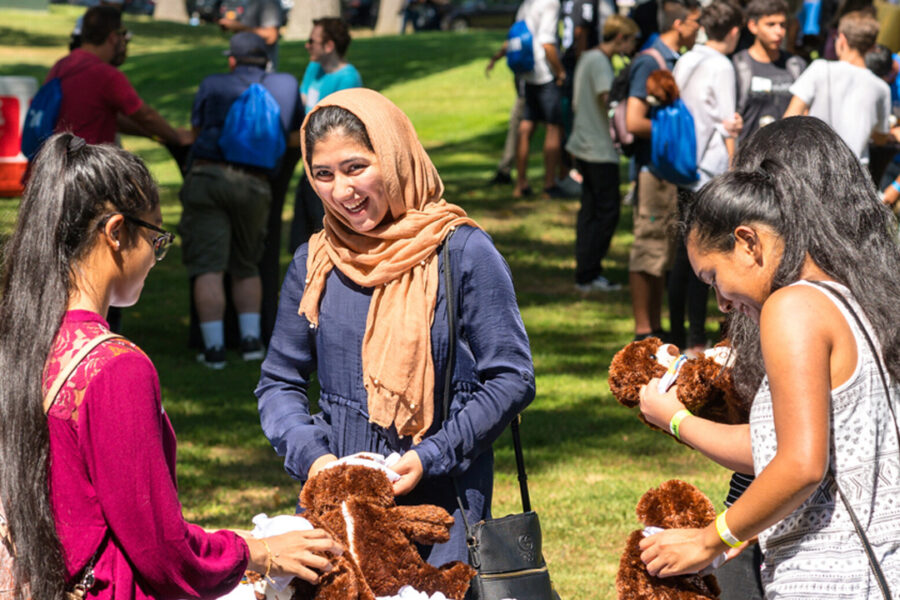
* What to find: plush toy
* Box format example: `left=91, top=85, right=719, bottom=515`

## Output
left=646, top=70, right=680, bottom=107
left=291, top=460, right=475, bottom=600
left=616, top=480, right=723, bottom=599
left=608, top=337, right=747, bottom=437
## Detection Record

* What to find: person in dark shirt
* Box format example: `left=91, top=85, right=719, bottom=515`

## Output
left=180, top=32, right=301, bottom=369
left=732, top=0, right=806, bottom=143
left=218, top=0, right=284, bottom=69
left=624, top=0, right=700, bottom=342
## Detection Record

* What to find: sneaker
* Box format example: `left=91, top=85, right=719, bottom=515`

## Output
left=240, top=336, right=265, bottom=361
left=197, top=346, right=226, bottom=370
left=574, top=275, right=622, bottom=293
left=488, top=170, right=513, bottom=185
left=556, top=175, right=582, bottom=197
left=542, top=184, right=570, bottom=199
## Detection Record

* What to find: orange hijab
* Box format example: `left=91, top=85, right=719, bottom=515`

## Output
left=298, top=88, right=479, bottom=444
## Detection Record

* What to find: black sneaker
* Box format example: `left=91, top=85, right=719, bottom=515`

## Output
left=488, top=170, right=513, bottom=185
left=240, top=337, right=265, bottom=361
left=197, top=346, right=226, bottom=370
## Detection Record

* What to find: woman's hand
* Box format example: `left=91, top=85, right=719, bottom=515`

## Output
left=391, top=450, right=424, bottom=496
left=638, top=525, right=726, bottom=578
left=639, top=378, right=686, bottom=430
left=308, top=454, right=339, bottom=480
left=247, top=530, right=343, bottom=584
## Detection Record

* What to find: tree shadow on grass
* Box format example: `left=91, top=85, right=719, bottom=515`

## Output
left=0, top=25, right=67, bottom=48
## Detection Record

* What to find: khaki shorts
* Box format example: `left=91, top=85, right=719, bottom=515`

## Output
left=629, top=170, right=678, bottom=277
left=179, top=163, right=271, bottom=279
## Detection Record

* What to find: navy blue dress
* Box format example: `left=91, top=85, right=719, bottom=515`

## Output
left=256, top=225, right=536, bottom=565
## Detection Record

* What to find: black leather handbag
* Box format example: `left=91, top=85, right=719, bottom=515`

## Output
left=441, top=233, right=559, bottom=600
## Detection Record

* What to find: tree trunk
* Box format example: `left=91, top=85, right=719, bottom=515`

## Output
left=375, top=0, right=404, bottom=35
left=153, top=0, right=189, bottom=23
left=283, top=0, right=341, bottom=41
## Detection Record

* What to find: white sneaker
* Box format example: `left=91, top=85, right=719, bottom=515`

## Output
left=575, top=275, right=622, bottom=293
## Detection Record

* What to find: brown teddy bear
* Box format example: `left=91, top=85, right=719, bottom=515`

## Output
left=616, top=480, right=722, bottom=599
left=291, top=463, right=475, bottom=600
left=608, top=337, right=747, bottom=437
left=646, top=70, right=680, bottom=107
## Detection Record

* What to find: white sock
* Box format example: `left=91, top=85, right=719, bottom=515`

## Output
left=238, top=312, right=261, bottom=341
left=200, top=321, right=224, bottom=350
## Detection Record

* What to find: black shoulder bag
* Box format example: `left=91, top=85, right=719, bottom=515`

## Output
left=808, top=281, right=899, bottom=600
left=440, top=230, right=559, bottom=600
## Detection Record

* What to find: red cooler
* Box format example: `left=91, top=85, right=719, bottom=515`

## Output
left=0, top=76, right=38, bottom=198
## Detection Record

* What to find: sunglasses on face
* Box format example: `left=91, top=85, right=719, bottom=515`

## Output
left=118, top=28, right=132, bottom=42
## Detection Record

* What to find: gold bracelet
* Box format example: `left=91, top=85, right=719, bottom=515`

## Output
left=261, top=538, right=273, bottom=583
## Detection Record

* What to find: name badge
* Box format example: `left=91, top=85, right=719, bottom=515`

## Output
left=750, top=76, right=773, bottom=93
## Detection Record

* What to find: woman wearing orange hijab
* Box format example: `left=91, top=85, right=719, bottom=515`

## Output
left=256, top=89, right=535, bottom=564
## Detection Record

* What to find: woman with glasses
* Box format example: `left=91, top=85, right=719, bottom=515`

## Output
left=256, top=89, right=536, bottom=566
left=0, top=134, right=341, bottom=600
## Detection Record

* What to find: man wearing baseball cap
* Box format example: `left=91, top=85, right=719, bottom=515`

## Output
left=180, top=32, right=302, bottom=369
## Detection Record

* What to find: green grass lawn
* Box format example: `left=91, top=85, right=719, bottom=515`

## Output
left=0, top=8, right=732, bottom=598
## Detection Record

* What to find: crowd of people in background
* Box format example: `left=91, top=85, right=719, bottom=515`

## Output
left=484, top=0, right=900, bottom=356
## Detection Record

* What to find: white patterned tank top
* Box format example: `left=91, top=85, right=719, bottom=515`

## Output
left=749, top=281, right=900, bottom=599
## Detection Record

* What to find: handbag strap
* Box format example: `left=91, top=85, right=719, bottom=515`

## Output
left=806, top=280, right=896, bottom=599
left=441, top=229, right=532, bottom=538
left=43, top=333, right=123, bottom=414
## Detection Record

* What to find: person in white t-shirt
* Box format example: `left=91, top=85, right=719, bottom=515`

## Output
left=513, top=0, right=566, bottom=199
left=567, top=15, right=639, bottom=293
left=785, top=10, right=896, bottom=165
left=673, top=0, right=743, bottom=191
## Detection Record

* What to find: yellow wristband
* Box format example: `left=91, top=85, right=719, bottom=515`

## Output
left=715, top=510, right=744, bottom=548
left=668, top=409, right=692, bottom=439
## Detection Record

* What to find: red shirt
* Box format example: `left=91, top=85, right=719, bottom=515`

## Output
left=47, top=50, right=143, bottom=144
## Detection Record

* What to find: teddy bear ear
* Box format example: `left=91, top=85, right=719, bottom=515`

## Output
left=635, top=480, right=716, bottom=529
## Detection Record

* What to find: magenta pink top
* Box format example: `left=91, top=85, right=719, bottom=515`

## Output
left=44, top=310, right=248, bottom=599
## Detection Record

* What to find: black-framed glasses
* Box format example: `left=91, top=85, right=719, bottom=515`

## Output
left=120, top=214, right=175, bottom=262
left=118, top=28, right=132, bottom=42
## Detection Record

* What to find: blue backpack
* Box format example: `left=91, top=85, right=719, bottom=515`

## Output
left=650, top=98, right=699, bottom=187
left=21, top=77, right=63, bottom=161
left=506, top=20, right=535, bottom=74
left=218, top=79, right=284, bottom=170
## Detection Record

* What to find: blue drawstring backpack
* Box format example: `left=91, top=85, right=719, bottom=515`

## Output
left=218, top=80, right=284, bottom=170
left=650, top=98, right=699, bottom=187
left=21, top=77, right=63, bottom=161
left=506, top=20, right=535, bottom=74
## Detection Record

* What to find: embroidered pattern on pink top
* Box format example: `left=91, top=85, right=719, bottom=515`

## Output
left=42, top=320, right=144, bottom=422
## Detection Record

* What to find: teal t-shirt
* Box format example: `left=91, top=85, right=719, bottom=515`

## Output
left=300, top=62, right=363, bottom=113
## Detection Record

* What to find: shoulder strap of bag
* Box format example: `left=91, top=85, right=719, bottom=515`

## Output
left=806, top=280, right=895, bottom=600
left=441, top=229, right=532, bottom=531
left=733, top=51, right=752, bottom=115
left=43, top=333, right=123, bottom=414
left=642, top=47, right=668, bottom=72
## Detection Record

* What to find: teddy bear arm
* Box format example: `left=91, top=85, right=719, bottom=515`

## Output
left=391, top=505, right=455, bottom=544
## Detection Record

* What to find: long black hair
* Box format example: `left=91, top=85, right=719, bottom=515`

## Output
left=0, top=134, right=158, bottom=600
left=682, top=116, right=900, bottom=401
